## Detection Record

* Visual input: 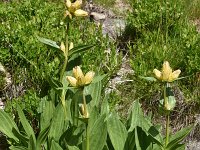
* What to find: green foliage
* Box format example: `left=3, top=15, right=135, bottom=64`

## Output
left=0, top=0, right=197, bottom=150
left=125, top=0, right=200, bottom=103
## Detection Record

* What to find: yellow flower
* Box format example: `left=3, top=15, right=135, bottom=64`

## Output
left=66, top=66, right=95, bottom=87
left=153, top=61, right=181, bottom=82
left=65, top=0, right=88, bottom=19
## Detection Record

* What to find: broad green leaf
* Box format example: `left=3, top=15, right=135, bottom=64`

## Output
left=86, top=80, right=102, bottom=107
left=68, top=44, right=95, bottom=57
left=0, top=110, right=19, bottom=142
left=107, top=112, right=128, bottom=150
left=88, top=106, right=99, bottom=131
left=49, top=104, right=65, bottom=141
left=50, top=140, right=63, bottom=150
left=17, top=104, right=36, bottom=145
left=166, top=124, right=194, bottom=150
left=128, top=100, right=143, bottom=132
left=36, top=126, right=50, bottom=150
left=128, top=100, right=163, bottom=147
left=89, top=114, right=107, bottom=150
left=101, top=96, right=110, bottom=115
left=39, top=98, right=55, bottom=130
left=37, top=36, right=60, bottom=49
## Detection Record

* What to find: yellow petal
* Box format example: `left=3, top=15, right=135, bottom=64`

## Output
left=74, top=9, right=88, bottom=17
left=72, top=0, right=82, bottom=9
left=84, top=71, right=95, bottom=84
left=168, top=69, right=181, bottom=82
left=73, top=66, right=84, bottom=79
left=77, top=76, right=85, bottom=86
left=65, top=10, right=72, bottom=19
left=66, top=76, right=77, bottom=87
left=66, top=0, right=71, bottom=8
left=60, top=42, right=65, bottom=53
left=162, top=61, right=172, bottom=81
left=153, top=69, right=161, bottom=79
left=69, top=42, right=74, bottom=50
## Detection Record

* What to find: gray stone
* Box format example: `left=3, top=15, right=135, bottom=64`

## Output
left=90, top=12, right=106, bottom=21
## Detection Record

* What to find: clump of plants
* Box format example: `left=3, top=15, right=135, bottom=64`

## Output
left=123, top=0, right=200, bottom=105
left=0, top=0, right=196, bottom=150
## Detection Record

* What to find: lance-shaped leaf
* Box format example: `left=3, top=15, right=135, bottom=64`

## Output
left=50, top=140, right=63, bottom=150
left=36, top=125, right=50, bottom=150
left=68, top=44, right=95, bottom=57
left=37, top=36, right=60, bottom=49
left=89, top=114, right=107, bottom=150
left=17, top=104, right=36, bottom=146
left=107, top=112, right=128, bottom=150
left=166, top=124, right=195, bottom=150
left=48, top=104, right=65, bottom=141
left=0, top=110, right=19, bottom=142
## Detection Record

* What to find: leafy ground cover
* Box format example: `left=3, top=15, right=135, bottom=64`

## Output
left=0, top=0, right=200, bottom=149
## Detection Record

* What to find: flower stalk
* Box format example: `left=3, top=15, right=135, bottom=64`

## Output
left=164, top=83, right=170, bottom=147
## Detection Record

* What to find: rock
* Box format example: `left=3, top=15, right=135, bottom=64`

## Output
left=90, top=12, right=106, bottom=21
left=102, top=18, right=126, bottom=39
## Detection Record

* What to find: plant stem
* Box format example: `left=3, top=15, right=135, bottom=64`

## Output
left=164, top=83, right=170, bottom=147
left=60, top=22, right=70, bottom=119
left=165, top=113, right=170, bottom=147
left=86, top=123, right=89, bottom=150
left=60, top=22, right=69, bottom=82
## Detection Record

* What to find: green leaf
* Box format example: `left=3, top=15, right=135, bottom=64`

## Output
left=12, top=128, right=29, bottom=148
left=46, top=76, right=63, bottom=94
left=135, top=128, right=142, bottom=150
left=17, top=104, right=36, bottom=146
left=39, top=98, right=55, bottom=131
left=128, top=100, right=143, bottom=132
left=89, top=114, right=107, bottom=150
left=107, top=112, right=128, bottom=150
left=67, top=145, right=80, bottom=150
left=92, top=74, right=107, bottom=84
left=49, top=104, right=65, bottom=141
left=88, top=106, right=99, bottom=131
left=101, top=96, right=110, bottom=115
left=68, top=44, right=95, bottom=57
left=36, top=126, right=50, bottom=150
left=28, top=135, right=36, bottom=150
left=50, top=140, right=63, bottom=150
left=124, top=131, right=136, bottom=150
left=9, top=146, right=28, bottom=150
left=37, top=36, right=60, bottom=49
left=166, top=124, right=194, bottom=150
left=0, top=110, right=19, bottom=142
left=86, top=80, right=102, bottom=107
left=139, top=76, right=157, bottom=82
left=128, top=100, right=163, bottom=147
